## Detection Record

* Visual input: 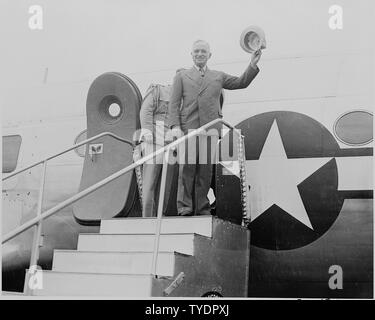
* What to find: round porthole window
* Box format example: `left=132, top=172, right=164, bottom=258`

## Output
left=108, top=103, right=121, bottom=118
left=74, top=129, right=87, bottom=157
left=334, top=110, right=373, bottom=146
left=98, top=95, right=124, bottom=124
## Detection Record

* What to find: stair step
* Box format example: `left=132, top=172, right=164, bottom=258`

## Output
left=77, top=233, right=196, bottom=255
left=52, top=250, right=177, bottom=276
left=2, top=291, right=24, bottom=296
left=100, top=216, right=213, bottom=237
left=31, top=271, right=154, bottom=296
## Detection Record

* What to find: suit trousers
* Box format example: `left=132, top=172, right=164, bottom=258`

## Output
left=177, top=134, right=218, bottom=215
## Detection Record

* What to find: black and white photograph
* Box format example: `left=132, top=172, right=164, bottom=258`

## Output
left=1, top=0, right=374, bottom=303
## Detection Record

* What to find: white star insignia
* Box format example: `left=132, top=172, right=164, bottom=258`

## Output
left=246, top=120, right=333, bottom=230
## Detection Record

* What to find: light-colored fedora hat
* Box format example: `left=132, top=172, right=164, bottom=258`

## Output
left=240, top=26, right=266, bottom=53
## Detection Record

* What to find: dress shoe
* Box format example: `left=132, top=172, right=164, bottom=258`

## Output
left=178, top=210, right=194, bottom=216
left=198, top=210, right=211, bottom=216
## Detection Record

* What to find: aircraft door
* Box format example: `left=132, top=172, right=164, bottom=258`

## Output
left=215, top=130, right=247, bottom=225
left=73, top=72, right=142, bottom=225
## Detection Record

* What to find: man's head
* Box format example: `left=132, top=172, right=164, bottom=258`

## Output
left=191, top=40, right=211, bottom=68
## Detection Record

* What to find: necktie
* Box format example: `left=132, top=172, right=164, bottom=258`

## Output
left=199, top=68, right=205, bottom=77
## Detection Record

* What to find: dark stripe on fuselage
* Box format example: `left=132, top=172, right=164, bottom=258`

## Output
left=336, top=148, right=373, bottom=157
left=280, top=147, right=373, bottom=159
left=339, top=190, right=373, bottom=199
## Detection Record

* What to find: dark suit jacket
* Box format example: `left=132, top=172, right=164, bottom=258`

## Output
left=168, top=64, right=259, bottom=133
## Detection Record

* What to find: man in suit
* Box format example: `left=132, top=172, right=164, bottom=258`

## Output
left=168, top=39, right=261, bottom=216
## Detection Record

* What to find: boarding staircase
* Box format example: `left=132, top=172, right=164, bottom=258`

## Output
left=2, top=118, right=251, bottom=297
left=31, top=216, right=249, bottom=296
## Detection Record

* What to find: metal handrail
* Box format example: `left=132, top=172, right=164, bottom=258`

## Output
left=2, top=118, right=237, bottom=244
left=2, top=118, right=245, bottom=293
left=2, top=131, right=134, bottom=181
left=2, top=130, right=134, bottom=295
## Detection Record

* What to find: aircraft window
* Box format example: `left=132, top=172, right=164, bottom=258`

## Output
left=2, top=135, right=22, bottom=173
left=334, top=110, right=373, bottom=146
left=74, top=130, right=87, bottom=157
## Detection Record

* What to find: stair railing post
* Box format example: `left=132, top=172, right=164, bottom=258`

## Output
left=151, top=146, right=170, bottom=276
left=23, top=160, right=47, bottom=295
